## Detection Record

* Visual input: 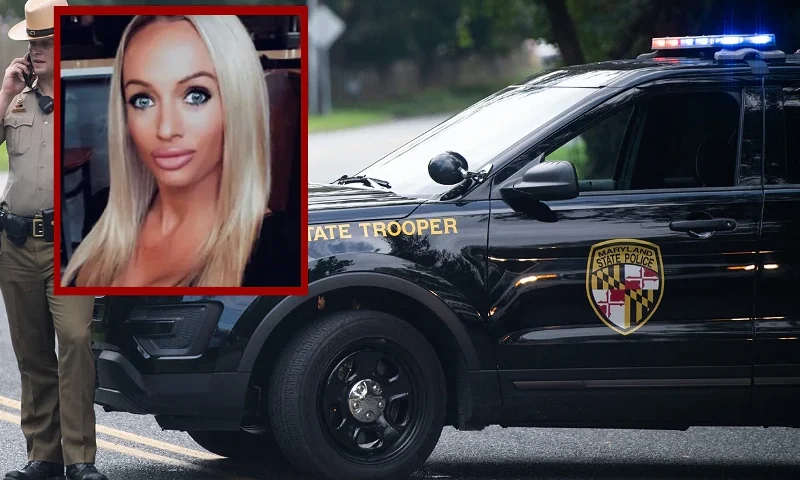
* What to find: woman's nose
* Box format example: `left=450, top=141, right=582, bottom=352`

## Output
left=156, top=103, right=182, bottom=140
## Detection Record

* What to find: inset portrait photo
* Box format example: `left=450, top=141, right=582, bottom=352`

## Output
left=54, top=5, right=307, bottom=294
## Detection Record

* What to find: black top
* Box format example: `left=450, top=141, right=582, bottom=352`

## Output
left=241, top=211, right=302, bottom=287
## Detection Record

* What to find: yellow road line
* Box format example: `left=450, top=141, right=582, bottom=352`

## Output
left=0, top=409, right=209, bottom=473
left=0, top=396, right=19, bottom=410
left=0, top=395, right=222, bottom=461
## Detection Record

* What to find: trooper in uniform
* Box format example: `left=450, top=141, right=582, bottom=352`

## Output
left=0, top=1, right=107, bottom=479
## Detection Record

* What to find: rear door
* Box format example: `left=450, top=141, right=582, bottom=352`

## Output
left=488, top=78, right=763, bottom=427
left=752, top=72, right=800, bottom=426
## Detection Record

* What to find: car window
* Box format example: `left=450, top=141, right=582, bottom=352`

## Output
left=543, top=104, right=633, bottom=190
left=784, top=87, right=799, bottom=183
left=61, top=75, right=112, bottom=245
left=356, top=85, right=598, bottom=199
left=764, top=86, right=799, bottom=185
left=544, top=90, right=742, bottom=193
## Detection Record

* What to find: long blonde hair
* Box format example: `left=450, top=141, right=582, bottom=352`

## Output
left=62, top=15, right=271, bottom=287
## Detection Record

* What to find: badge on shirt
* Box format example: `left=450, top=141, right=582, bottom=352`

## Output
left=12, top=96, right=25, bottom=113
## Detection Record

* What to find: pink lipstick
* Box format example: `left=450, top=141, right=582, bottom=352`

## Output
left=151, top=147, right=195, bottom=171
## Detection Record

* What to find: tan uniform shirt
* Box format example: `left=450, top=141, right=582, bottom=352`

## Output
left=0, top=86, right=53, bottom=216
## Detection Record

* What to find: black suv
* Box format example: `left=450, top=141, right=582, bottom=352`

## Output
left=84, top=35, right=800, bottom=480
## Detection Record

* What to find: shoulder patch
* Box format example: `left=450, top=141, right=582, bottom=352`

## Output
left=586, top=238, right=664, bottom=335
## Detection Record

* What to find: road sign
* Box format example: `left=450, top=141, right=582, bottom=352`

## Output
left=309, top=4, right=345, bottom=50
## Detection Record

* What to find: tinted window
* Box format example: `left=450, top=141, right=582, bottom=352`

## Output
left=765, top=86, right=800, bottom=185
left=544, top=104, right=633, bottom=187
left=786, top=88, right=800, bottom=183
left=544, top=90, right=741, bottom=192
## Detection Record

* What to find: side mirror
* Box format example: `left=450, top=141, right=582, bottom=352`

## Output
left=428, top=151, right=468, bottom=185
left=500, top=160, right=578, bottom=201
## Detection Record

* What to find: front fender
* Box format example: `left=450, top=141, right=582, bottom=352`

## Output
left=237, top=267, right=484, bottom=373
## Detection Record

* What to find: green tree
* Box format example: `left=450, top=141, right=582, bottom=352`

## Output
left=531, top=0, right=800, bottom=66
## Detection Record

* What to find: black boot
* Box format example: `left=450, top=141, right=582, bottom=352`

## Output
left=64, top=465, right=106, bottom=480
left=3, top=461, right=65, bottom=480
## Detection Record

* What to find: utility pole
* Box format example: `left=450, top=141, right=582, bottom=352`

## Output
left=308, top=1, right=345, bottom=116
left=320, top=43, right=331, bottom=115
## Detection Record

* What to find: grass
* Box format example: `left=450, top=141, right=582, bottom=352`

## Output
left=308, top=110, right=393, bottom=133
left=0, top=145, right=6, bottom=173
left=308, top=81, right=522, bottom=133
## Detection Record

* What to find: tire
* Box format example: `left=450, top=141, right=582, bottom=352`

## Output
left=268, top=309, right=447, bottom=480
left=188, top=429, right=287, bottom=465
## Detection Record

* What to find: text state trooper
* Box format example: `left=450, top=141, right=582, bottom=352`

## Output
left=0, top=0, right=108, bottom=479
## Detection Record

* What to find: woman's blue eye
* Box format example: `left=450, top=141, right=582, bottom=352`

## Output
left=129, top=96, right=154, bottom=109
left=185, top=89, right=210, bottom=106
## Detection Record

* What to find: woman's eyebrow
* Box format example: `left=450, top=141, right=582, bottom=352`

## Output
left=178, top=71, right=216, bottom=84
left=124, top=78, right=151, bottom=89
left=123, top=71, right=216, bottom=90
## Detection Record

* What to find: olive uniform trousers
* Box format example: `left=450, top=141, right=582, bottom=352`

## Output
left=0, top=231, right=97, bottom=466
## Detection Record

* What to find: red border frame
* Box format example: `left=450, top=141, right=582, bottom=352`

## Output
left=53, top=5, right=309, bottom=296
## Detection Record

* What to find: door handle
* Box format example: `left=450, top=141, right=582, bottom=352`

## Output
left=669, top=218, right=737, bottom=233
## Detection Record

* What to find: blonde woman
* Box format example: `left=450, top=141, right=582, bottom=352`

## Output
left=62, top=15, right=298, bottom=287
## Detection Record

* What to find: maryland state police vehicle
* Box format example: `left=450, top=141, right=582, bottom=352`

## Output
left=90, top=34, right=800, bottom=480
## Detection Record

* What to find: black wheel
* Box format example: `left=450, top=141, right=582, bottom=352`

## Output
left=268, top=309, right=446, bottom=480
left=188, top=429, right=287, bottom=465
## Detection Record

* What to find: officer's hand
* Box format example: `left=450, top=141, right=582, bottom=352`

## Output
left=1, top=57, right=30, bottom=97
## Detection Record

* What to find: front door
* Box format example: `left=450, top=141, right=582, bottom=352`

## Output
left=488, top=82, right=763, bottom=427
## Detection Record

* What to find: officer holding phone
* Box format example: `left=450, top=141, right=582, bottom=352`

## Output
left=0, top=1, right=107, bottom=479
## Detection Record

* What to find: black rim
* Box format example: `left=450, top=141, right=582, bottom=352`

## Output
left=317, top=338, right=423, bottom=464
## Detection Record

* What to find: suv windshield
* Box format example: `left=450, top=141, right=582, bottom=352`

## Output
left=356, top=84, right=598, bottom=199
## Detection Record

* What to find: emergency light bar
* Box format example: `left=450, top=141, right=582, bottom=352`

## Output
left=652, top=34, right=776, bottom=50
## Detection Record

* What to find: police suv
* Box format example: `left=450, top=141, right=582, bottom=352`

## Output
left=87, top=34, right=800, bottom=480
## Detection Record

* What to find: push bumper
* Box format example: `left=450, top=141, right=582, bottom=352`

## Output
left=92, top=344, right=250, bottom=429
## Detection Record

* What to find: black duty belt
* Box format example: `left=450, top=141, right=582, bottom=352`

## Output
left=0, top=208, right=55, bottom=246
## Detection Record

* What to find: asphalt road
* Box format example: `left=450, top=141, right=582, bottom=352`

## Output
left=2, top=119, right=800, bottom=479
left=307, top=114, right=451, bottom=183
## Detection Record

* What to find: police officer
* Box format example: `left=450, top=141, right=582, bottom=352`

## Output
left=0, top=1, right=107, bottom=479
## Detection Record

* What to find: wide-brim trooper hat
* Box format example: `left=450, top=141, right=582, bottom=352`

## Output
left=8, top=0, right=68, bottom=41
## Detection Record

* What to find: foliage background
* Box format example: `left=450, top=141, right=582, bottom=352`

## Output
left=0, top=0, right=798, bottom=167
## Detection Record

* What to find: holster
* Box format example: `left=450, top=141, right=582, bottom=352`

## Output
left=2, top=212, right=29, bottom=247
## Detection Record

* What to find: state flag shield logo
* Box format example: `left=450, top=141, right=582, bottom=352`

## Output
left=586, top=238, right=665, bottom=335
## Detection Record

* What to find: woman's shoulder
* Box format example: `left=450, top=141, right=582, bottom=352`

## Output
left=241, top=211, right=302, bottom=287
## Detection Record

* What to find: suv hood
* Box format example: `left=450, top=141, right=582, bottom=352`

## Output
left=308, top=182, right=426, bottom=223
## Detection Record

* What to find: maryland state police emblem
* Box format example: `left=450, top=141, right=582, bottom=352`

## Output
left=586, top=238, right=664, bottom=335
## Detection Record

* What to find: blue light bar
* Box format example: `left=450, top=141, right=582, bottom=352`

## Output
left=652, top=34, right=776, bottom=50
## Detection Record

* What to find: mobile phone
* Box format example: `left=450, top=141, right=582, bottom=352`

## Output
left=22, top=53, right=35, bottom=87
